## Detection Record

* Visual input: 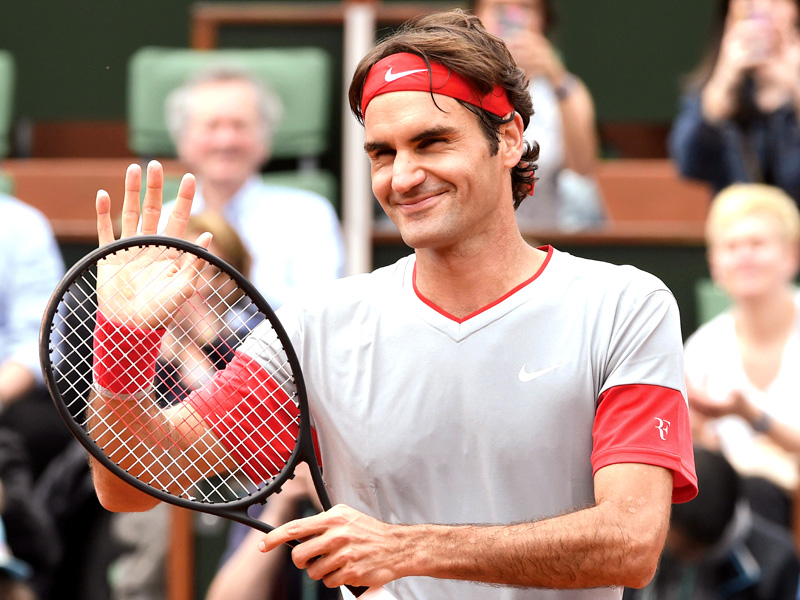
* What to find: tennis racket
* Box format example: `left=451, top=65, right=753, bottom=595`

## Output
left=39, top=235, right=371, bottom=598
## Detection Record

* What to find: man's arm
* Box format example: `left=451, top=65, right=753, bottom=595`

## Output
left=90, top=456, right=161, bottom=512
left=261, top=462, right=673, bottom=590
left=88, top=385, right=235, bottom=512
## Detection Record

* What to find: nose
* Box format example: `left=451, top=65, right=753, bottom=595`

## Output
left=211, top=123, right=243, bottom=148
left=391, top=151, right=425, bottom=195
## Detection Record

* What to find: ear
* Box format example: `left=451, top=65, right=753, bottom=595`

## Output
left=498, top=112, right=525, bottom=169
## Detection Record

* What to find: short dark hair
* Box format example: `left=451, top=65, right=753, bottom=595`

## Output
left=348, top=9, right=538, bottom=209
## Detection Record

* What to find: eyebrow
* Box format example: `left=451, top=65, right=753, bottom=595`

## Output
left=364, top=125, right=459, bottom=154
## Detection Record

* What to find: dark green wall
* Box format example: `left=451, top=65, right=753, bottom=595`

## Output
left=555, top=1, right=715, bottom=122
left=1, top=0, right=714, bottom=123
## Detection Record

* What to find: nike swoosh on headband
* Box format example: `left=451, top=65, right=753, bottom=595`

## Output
left=384, top=67, right=428, bottom=82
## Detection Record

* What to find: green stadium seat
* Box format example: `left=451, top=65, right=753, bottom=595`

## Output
left=0, top=50, right=13, bottom=159
left=0, top=174, right=12, bottom=196
left=694, top=278, right=732, bottom=325
left=0, top=50, right=15, bottom=195
left=127, top=47, right=337, bottom=206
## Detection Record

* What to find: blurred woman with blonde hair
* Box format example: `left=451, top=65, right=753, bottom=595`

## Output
left=685, top=182, right=800, bottom=528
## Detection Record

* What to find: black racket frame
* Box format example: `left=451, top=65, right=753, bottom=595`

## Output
left=38, top=235, right=329, bottom=531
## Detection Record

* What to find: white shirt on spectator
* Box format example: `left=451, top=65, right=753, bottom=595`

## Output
left=160, top=177, right=345, bottom=310
left=0, top=194, right=64, bottom=382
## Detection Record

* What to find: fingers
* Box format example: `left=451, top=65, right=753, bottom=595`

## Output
left=194, top=231, right=213, bottom=250
left=258, top=514, right=327, bottom=554
left=120, top=163, right=143, bottom=238
left=96, top=190, right=115, bottom=247
left=140, top=160, right=164, bottom=235
left=163, top=173, right=196, bottom=239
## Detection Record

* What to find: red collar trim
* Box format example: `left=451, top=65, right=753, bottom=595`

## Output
left=412, top=246, right=554, bottom=324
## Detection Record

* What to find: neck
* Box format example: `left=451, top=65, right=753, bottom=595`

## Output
left=734, top=286, right=796, bottom=342
left=414, top=227, right=546, bottom=319
left=199, top=178, right=248, bottom=213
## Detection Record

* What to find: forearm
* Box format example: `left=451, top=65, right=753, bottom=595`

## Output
left=701, top=71, right=742, bottom=123
left=736, top=400, right=800, bottom=453
left=394, top=504, right=664, bottom=589
left=557, top=80, right=599, bottom=176
left=388, top=465, right=671, bottom=590
left=88, top=372, right=173, bottom=512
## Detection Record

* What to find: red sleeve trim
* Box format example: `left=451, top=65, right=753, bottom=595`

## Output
left=592, top=384, right=698, bottom=503
left=186, top=351, right=299, bottom=485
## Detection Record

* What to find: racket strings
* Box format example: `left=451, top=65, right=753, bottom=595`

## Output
left=47, top=243, right=303, bottom=505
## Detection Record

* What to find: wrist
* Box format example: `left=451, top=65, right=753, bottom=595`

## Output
left=555, top=73, right=578, bottom=102
left=93, top=311, right=167, bottom=394
left=702, top=71, right=741, bottom=122
left=751, top=411, right=773, bottom=434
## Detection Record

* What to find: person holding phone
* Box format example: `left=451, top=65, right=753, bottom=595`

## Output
left=472, top=0, right=605, bottom=231
left=670, top=0, right=800, bottom=208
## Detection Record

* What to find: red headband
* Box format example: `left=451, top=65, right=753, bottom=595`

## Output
left=361, top=52, right=514, bottom=118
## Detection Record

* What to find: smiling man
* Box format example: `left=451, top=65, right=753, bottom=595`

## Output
left=90, top=9, right=696, bottom=599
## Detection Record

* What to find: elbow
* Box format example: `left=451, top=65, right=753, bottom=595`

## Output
left=96, top=487, right=160, bottom=513
left=90, top=457, right=160, bottom=512
left=621, top=559, right=659, bottom=590
left=618, top=528, right=666, bottom=589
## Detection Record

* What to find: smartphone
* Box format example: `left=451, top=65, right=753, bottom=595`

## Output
left=495, top=4, right=529, bottom=39
left=734, top=3, right=773, bottom=62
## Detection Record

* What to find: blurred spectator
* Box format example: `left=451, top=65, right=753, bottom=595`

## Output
left=206, top=464, right=337, bottom=600
left=623, top=446, right=800, bottom=600
left=159, top=66, right=345, bottom=309
left=684, top=183, right=800, bottom=528
left=33, top=439, right=116, bottom=600
left=0, top=428, right=56, bottom=600
left=0, top=514, right=37, bottom=600
left=473, top=0, right=605, bottom=230
left=670, top=0, right=800, bottom=207
left=0, top=192, right=71, bottom=479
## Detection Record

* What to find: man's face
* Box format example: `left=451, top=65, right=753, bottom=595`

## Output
left=709, top=211, right=799, bottom=300
left=177, top=79, right=268, bottom=190
left=364, top=91, right=523, bottom=252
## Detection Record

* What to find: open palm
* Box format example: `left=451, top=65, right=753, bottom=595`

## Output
left=94, top=161, right=212, bottom=328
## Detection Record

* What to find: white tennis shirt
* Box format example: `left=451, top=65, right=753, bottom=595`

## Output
left=195, top=246, right=696, bottom=599
left=275, top=247, right=695, bottom=599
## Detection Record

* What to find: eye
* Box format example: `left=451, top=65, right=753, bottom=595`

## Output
left=418, top=138, right=446, bottom=149
left=368, top=148, right=395, bottom=162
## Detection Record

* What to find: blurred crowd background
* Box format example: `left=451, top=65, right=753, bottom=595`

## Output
left=3, top=1, right=800, bottom=599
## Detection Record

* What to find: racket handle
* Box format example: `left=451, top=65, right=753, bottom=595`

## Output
left=288, top=541, right=369, bottom=596
left=346, top=584, right=370, bottom=597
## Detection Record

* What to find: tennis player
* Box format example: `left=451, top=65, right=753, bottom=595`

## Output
left=90, top=9, right=697, bottom=599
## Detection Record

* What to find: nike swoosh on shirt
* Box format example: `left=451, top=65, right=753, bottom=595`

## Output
left=384, top=67, right=428, bottom=82
left=518, top=361, right=570, bottom=383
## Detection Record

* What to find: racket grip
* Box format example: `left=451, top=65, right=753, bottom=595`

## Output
left=346, top=584, right=370, bottom=597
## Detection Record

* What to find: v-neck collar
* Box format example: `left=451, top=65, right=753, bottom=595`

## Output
left=407, top=246, right=554, bottom=341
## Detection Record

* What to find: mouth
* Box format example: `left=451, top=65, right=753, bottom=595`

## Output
left=393, top=191, right=446, bottom=214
